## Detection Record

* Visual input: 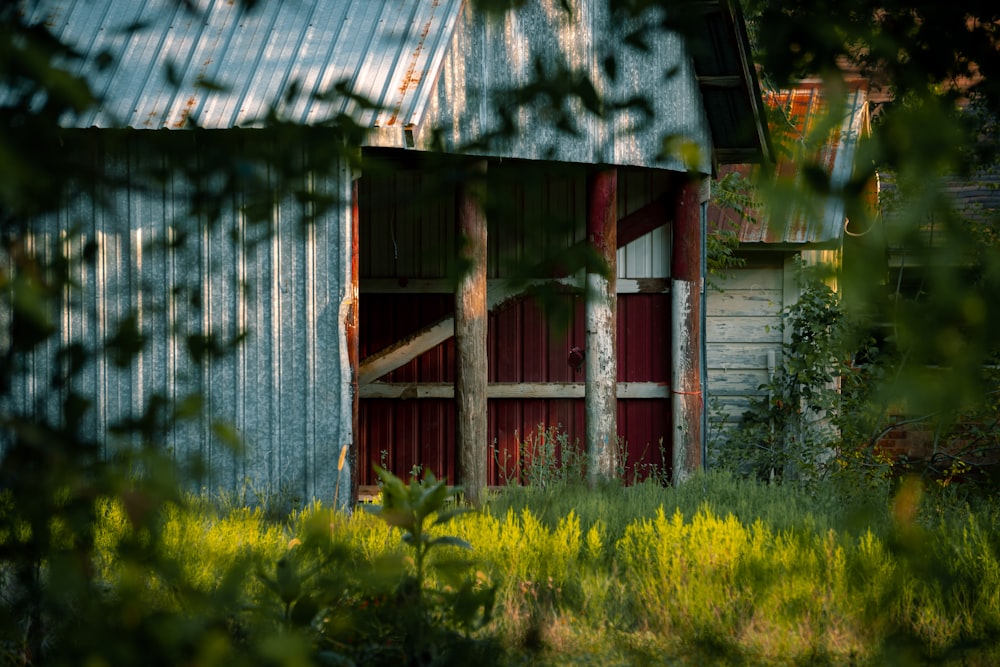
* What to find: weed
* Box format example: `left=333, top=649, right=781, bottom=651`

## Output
left=43, top=469, right=1000, bottom=666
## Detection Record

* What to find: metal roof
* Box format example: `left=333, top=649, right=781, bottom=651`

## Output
left=709, top=82, right=870, bottom=246
left=29, top=0, right=463, bottom=134
left=27, top=0, right=769, bottom=169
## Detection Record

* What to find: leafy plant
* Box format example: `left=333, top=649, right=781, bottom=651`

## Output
left=714, top=279, right=881, bottom=485
left=365, top=465, right=473, bottom=595
left=360, top=465, right=499, bottom=664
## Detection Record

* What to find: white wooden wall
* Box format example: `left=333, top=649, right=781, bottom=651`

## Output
left=706, top=253, right=798, bottom=437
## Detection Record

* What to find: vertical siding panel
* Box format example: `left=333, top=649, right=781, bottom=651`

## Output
left=210, top=185, right=241, bottom=492
left=395, top=173, right=418, bottom=278
left=312, top=161, right=353, bottom=502
left=301, top=173, right=320, bottom=499
left=89, top=191, right=109, bottom=453
left=109, top=152, right=133, bottom=450
left=233, top=182, right=250, bottom=491
left=245, top=182, right=275, bottom=494
left=16, top=132, right=353, bottom=502
left=398, top=401, right=419, bottom=477
left=69, top=172, right=101, bottom=450
left=280, top=192, right=309, bottom=498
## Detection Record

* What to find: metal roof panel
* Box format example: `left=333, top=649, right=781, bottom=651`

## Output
left=709, top=83, right=870, bottom=246
left=28, top=0, right=464, bottom=134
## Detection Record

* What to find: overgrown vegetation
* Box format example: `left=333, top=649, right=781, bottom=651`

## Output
left=6, top=469, right=998, bottom=666
left=713, top=275, right=1000, bottom=494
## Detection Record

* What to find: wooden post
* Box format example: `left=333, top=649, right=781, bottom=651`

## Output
left=671, top=175, right=705, bottom=483
left=585, top=168, right=618, bottom=486
left=456, top=160, right=488, bottom=505
left=347, top=175, right=360, bottom=507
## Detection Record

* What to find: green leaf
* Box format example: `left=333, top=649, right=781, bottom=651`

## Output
left=428, top=535, right=472, bottom=551
left=415, top=477, right=449, bottom=522
left=173, top=392, right=204, bottom=420
left=433, top=507, right=474, bottom=526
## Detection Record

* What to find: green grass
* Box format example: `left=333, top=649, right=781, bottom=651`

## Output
left=84, top=471, right=1000, bottom=666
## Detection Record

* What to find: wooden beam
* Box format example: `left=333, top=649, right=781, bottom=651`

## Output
left=671, top=176, right=706, bottom=483
left=617, top=196, right=669, bottom=248
left=358, top=318, right=454, bottom=385
left=361, top=277, right=668, bottom=295
left=456, top=159, right=488, bottom=505
left=358, top=277, right=581, bottom=384
left=359, top=382, right=670, bottom=399
left=585, top=168, right=618, bottom=486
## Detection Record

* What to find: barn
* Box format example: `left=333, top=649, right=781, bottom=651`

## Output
left=8, top=0, right=771, bottom=505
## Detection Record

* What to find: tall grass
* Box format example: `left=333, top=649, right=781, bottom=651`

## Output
left=86, top=472, right=1000, bottom=665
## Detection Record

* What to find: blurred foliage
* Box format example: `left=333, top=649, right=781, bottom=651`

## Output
left=741, top=0, right=1000, bottom=418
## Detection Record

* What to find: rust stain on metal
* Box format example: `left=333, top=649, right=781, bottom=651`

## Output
left=386, top=0, right=440, bottom=126
left=173, top=96, right=198, bottom=128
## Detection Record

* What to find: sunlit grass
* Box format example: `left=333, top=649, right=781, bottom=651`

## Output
left=85, top=471, right=1000, bottom=665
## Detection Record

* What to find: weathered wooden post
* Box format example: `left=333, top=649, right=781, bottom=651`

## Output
left=585, top=167, right=618, bottom=486
left=347, top=173, right=360, bottom=507
left=671, top=175, right=705, bottom=483
left=456, top=159, right=488, bottom=505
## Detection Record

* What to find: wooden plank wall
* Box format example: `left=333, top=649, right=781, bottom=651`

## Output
left=706, top=253, right=794, bottom=442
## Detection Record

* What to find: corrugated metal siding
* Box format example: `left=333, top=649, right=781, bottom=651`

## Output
left=29, top=0, right=463, bottom=138
left=709, top=85, right=869, bottom=245
left=486, top=296, right=587, bottom=485
left=10, top=131, right=354, bottom=501
left=357, top=157, right=672, bottom=486
left=411, top=0, right=714, bottom=172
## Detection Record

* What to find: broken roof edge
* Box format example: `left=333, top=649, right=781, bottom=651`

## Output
left=725, top=0, right=773, bottom=166
left=709, top=83, right=872, bottom=245
left=695, top=0, right=774, bottom=169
